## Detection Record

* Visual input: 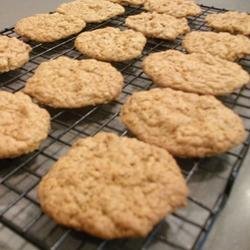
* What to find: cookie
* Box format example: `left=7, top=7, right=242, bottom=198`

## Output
left=108, top=0, right=144, bottom=5
left=142, top=50, right=249, bottom=95
left=15, top=13, right=86, bottom=42
left=121, top=88, right=246, bottom=158
left=38, top=132, right=188, bottom=239
left=24, top=56, right=124, bottom=108
left=0, top=91, right=50, bottom=159
left=183, top=31, right=250, bottom=61
left=56, top=0, right=125, bottom=23
left=75, top=27, right=146, bottom=61
left=205, top=11, right=250, bottom=36
left=0, top=35, right=31, bottom=73
left=125, top=12, right=190, bottom=40
left=144, top=0, right=202, bottom=18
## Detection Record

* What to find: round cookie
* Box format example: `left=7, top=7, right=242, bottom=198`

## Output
left=56, top=0, right=125, bottom=23
left=24, top=56, right=124, bottom=108
left=142, top=50, right=249, bottom=95
left=108, top=0, right=144, bottom=5
left=144, top=0, right=202, bottom=18
left=0, top=91, right=50, bottom=159
left=125, top=12, right=190, bottom=40
left=205, top=11, right=250, bottom=36
left=15, top=13, right=86, bottom=42
left=0, top=35, right=31, bottom=73
left=75, top=27, right=146, bottom=62
left=38, top=132, right=188, bottom=239
left=121, top=88, right=246, bottom=158
left=183, top=31, right=250, bottom=61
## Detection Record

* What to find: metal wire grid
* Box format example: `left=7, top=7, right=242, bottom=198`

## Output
left=0, top=4, right=249, bottom=250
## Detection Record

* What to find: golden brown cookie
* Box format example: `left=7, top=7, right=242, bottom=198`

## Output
left=142, top=50, right=249, bottom=95
left=183, top=31, right=250, bottom=61
left=56, top=0, right=125, bottom=23
left=0, top=35, right=31, bottom=73
left=125, top=12, right=190, bottom=40
left=144, top=0, right=202, bottom=18
left=75, top=27, right=146, bottom=62
left=24, top=56, right=124, bottom=108
left=108, top=0, right=144, bottom=5
left=38, top=132, right=188, bottom=239
left=15, top=13, right=86, bottom=42
left=0, top=91, right=50, bottom=159
left=121, top=88, right=246, bottom=158
left=205, top=11, right=250, bottom=36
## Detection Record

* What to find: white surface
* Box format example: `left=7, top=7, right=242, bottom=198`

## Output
left=204, top=152, right=250, bottom=250
left=0, top=0, right=71, bottom=30
left=198, top=0, right=250, bottom=11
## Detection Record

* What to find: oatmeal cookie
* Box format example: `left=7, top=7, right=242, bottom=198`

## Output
left=144, top=0, right=202, bottom=18
left=15, top=13, right=86, bottom=42
left=205, top=11, right=250, bottom=36
left=75, top=27, right=146, bottom=61
left=0, top=35, right=31, bottom=73
left=121, top=88, right=246, bottom=157
left=38, top=132, right=188, bottom=239
left=142, top=50, right=249, bottom=95
left=24, top=56, right=124, bottom=108
left=0, top=91, right=50, bottom=159
left=183, top=31, right=250, bottom=61
left=56, top=0, right=125, bottom=23
left=125, top=12, right=190, bottom=40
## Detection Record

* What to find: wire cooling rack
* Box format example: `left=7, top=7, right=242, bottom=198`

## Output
left=0, top=4, right=250, bottom=250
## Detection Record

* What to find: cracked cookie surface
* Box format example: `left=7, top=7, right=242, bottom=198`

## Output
left=0, top=91, right=50, bottom=159
left=143, top=50, right=249, bottom=95
left=75, top=27, right=146, bottom=61
left=183, top=31, right=250, bottom=61
left=121, top=88, right=246, bottom=158
left=0, top=35, right=31, bottom=73
left=125, top=12, right=190, bottom=40
left=24, top=56, right=124, bottom=108
left=144, top=0, right=201, bottom=18
left=38, top=132, right=188, bottom=239
left=56, top=0, right=125, bottom=23
left=205, top=11, right=250, bottom=36
left=15, top=13, right=86, bottom=42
